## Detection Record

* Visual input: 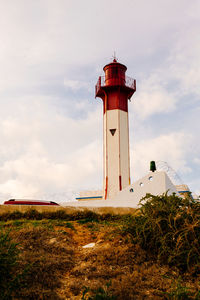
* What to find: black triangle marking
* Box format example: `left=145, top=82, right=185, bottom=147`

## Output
left=110, top=129, right=116, bottom=136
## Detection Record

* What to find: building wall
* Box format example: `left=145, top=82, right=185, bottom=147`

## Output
left=114, top=171, right=179, bottom=203
left=66, top=172, right=180, bottom=208
left=79, top=190, right=103, bottom=198
left=77, top=190, right=103, bottom=201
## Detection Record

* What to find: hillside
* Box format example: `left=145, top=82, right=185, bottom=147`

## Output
left=0, top=194, right=200, bottom=299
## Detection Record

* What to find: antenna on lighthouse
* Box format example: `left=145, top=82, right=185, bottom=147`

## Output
left=112, top=51, right=117, bottom=62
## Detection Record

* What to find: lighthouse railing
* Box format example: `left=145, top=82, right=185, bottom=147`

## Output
left=126, top=76, right=136, bottom=90
left=95, top=75, right=136, bottom=95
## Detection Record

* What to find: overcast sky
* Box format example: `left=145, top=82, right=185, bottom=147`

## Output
left=0, top=0, right=199, bottom=202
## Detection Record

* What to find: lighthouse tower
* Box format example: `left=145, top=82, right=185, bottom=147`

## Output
left=95, top=59, right=136, bottom=199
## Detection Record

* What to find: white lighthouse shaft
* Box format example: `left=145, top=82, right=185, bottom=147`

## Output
left=104, top=109, right=130, bottom=199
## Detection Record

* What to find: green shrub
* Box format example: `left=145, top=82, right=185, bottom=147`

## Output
left=123, top=193, right=200, bottom=273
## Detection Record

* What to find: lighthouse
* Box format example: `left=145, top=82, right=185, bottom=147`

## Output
left=95, top=59, right=136, bottom=199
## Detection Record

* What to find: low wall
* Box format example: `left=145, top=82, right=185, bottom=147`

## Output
left=0, top=205, right=136, bottom=215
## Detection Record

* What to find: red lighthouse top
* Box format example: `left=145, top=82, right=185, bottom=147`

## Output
left=103, top=59, right=127, bottom=87
left=95, top=59, right=136, bottom=100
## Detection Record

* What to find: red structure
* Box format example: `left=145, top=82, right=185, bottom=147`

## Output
left=95, top=59, right=136, bottom=199
left=4, top=199, right=60, bottom=206
left=95, top=59, right=136, bottom=113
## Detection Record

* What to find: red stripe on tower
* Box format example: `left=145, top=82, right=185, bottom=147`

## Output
left=119, top=176, right=122, bottom=191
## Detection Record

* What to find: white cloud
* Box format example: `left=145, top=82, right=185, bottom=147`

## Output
left=167, top=29, right=200, bottom=96
left=0, top=0, right=199, bottom=202
left=0, top=94, right=103, bottom=202
left=132, top=77, right=177, bottom=119
left=130, top=132, right=193, bottom=182
left=64, top=79, right=90, bottom=91
left=194, top=158, right=200, bottom=165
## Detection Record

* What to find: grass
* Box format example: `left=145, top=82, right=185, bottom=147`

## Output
left=0, top=208, right=128, bottom=222
left=0, top=230, right=27, bottom=300
left=0, top=196, right=199, bottom=299
left=82, top=282, right=117, bottom=300
left=164, top=279, right=200, bottom=299
left=10, top=226, right=74, bottom=299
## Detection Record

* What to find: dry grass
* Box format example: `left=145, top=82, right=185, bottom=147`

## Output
left=0, top=208, right=199, bottom=299
left=60, top=222, right=199, bottom=299
left=10, top=224, right=75, bottom=299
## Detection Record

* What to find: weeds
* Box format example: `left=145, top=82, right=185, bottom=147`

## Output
left=0, top=209, right=131, bottom=222
left=0, top=231, right=26, bottom=299
left=123, top=193, right=200, bottom=273
left=82, top=282, right=117, bottom=300
left=164, top=279, right=200, bottom=299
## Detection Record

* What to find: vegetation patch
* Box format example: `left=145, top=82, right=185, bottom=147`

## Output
left=122, top=193, right=200, bottom=273
left=0, top=231, right=26, bottom=300
left=0, top=195, right=199, bottom=299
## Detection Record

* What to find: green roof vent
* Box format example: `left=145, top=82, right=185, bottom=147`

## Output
left=150, top=161, right=156, bottom=172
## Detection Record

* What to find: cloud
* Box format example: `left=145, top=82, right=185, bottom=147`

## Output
left=0, top=0, right=199, bottom=202
left=194, top=158, right=200, bottom=165
left=130, top=132, right=193, bottom=182
left=132, top=77, right=177, bottom=119
left=0, top=138, right=102, bottom=201
left=64, top=79, right=90, bottom=91
left=167, top=29, right=200, bottom=97
left=0, top=95, right=103, bottom=202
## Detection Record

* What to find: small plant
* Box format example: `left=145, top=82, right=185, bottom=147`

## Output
left=164, top=279, right=200, bottom=299
left=165, top=283, right=191, bottom=299
left=13, top=220, right=24, bottom=228
left=73, top=210, right=99, bottom=222
left=65, top=221, right=75, bottom=230
left=24, top=209, right=42, bottom=220
left=82, top=282, right=117, bottom=300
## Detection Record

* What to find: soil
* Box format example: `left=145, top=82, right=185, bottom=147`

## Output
left=1, top=218, right=200, bottom=299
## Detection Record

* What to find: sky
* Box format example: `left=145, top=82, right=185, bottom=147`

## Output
left=0, top=0, right=199, bottom=202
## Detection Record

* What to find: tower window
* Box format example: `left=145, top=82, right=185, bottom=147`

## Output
left=110, top=129, right=116, bottom=136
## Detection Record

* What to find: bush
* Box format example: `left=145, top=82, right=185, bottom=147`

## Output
left=123, top=193, right=200, bottom=273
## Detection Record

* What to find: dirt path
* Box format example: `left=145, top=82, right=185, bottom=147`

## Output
left=58, top=222, right=110, bottom=299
